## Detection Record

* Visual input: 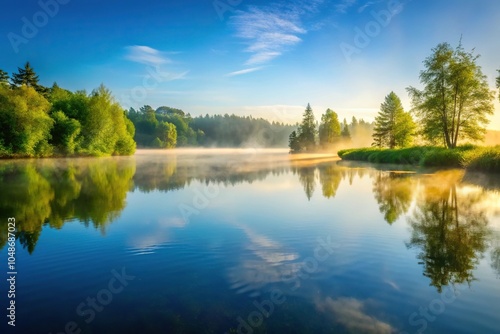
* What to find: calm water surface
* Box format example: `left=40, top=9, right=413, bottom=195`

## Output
left=0, top=149, right=499, bottom=334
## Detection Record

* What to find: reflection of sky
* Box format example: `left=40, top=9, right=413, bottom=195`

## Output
left=4, top=153, right=500, bottom=334
left=120, top=156, right=500, bottom=332
left=315, top=296, right=394, bottom=334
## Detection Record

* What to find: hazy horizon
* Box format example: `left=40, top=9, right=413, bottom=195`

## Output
left=1, top=0, right=500, bottom=130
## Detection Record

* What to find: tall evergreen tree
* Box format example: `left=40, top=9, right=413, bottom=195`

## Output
left=11, top=62, right=45, bottom=93
left=0, top=69, right=9, bottom=86
left=297, top=103, right=317, bottom=152
left=372, top=92, right=415, bottom=148
left=407, top=42, right=494, bottom=148
left=341, top=118, right=351, bottom=139
left=319, top=109, right=341, bottom=148
left=351, top=116, right=359, bottom=136
left=288, top=130, right=300, bottom=153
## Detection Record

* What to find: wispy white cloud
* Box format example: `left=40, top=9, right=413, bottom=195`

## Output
left=125, top=45, right=171, bottom=66
left=226, top=67, right=264, bottom=77
left=230, top=5, right=308, bottom=66
left=336, top=0, right=357, bottom=13
left=358, top=1, right=377, bottom=12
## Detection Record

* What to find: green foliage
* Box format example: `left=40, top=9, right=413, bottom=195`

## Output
left=156, top=106, right=185, bottom=116
left=0, top=66, right=135, bottom=158
left=157, top=121, right=177, bottom=148
left=0, top=69, right=9, bottom=86
left=407, top=42, right=494, bottom=148
left=0, top=85, right=53, bottom=157
left=465, top=146, right=500, bottom=173
left=288, top=103, right=317, bottom=153
left=289, top=130, right=300, bottom=153
left=50, top=110, right=81, bottom=155
left=130, top=106, right=296, bottom=149
left=319, top=109, right=341, bottom=148
left=338, top=145, right=500, bottom=173
left=297, top=103, right=317, bottom=151
left=129, top=106, right=179, bottom=149
left=373, top=92, right=415, bottom=148
left=50, top=84, right=136, bottom=156
left=150, top=137, right=164, bottom=148
left=190, top=113, right=295, bottom=147
left=10, top=62, right=47, bottom=95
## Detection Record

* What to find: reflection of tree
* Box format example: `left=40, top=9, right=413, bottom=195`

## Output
left=296, top=166, right=316, bottom=200
left=492, top=247, right=500, bottom=278
left=490, top=232, right=500, bottom=278
left=372, top=172, right=415, bottom=224
left=406, top=172, right=490, bottom=292
left=318, top=165, right=343, bottom=198
left=0, top=159, right=135, bottom=252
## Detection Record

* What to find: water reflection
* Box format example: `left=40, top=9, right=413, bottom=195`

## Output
left=318, top=165, right=343, bottom=198
left=0, top=158, right=135, bottom=252
left=372, top=171, right=415, bottom=224
left=0, top=153, right=499, bottom=295
left=406, top=171, right=490, bottom=292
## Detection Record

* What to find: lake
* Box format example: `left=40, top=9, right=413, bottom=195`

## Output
left=1, top=149, right=499, bottom=334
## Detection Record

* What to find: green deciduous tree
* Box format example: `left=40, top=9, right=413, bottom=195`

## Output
left=82, top=85, right=136, bottom=155
left=407, top=42, right=494, bottom=148
left=0, top=85, right=53, bottom=157
left=372, top=92, right=416, bottom=148
left=156, top=121, right=177, bottom=148
left=319, top=109, right=341, bottom=148
left=50, top=110, right=81, bottom=154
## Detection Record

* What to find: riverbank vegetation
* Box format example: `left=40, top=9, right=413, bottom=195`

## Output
left=0, top=63, right=135, bottom=158
left=338, top=145, right=500, bottom=173
left=334, top=40, right=500, bottom=172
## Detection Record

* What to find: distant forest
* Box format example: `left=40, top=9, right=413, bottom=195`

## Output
left=127, top=105, right=297, bottom=148
left=0, top=62, right=301, bottom=157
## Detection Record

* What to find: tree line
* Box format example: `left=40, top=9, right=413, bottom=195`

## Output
left=128, top=106, right=296, bottom=148
left=288, top=103, right=373, bottom=153
left=0, top=63, right=298, bottom=157
left=290, top=40, right=499, bottom=153
left=0, top=62, right=135, bottom=157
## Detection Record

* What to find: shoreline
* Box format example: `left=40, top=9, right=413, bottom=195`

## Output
left=338, top=146, right=500, bottom=174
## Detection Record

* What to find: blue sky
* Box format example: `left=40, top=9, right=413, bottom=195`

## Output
left=1, top=0, right=500, bottom=129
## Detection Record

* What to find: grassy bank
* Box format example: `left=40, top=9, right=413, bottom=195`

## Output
left=337, top=145, right=500, bottom=173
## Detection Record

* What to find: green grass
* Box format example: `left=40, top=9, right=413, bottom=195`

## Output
left=337, top=145, right=500, bottom=173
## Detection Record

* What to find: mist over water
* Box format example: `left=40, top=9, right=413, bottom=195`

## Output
left=0, top=149, right=499, bottom=334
